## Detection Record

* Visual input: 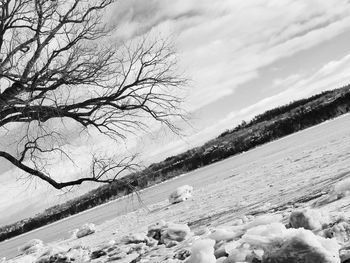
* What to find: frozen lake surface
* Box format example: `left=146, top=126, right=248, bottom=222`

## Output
left=1, top=113, right=350, bottom=259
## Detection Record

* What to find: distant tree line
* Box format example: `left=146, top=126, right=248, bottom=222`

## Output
left=1, top=85, right=350, bottom=241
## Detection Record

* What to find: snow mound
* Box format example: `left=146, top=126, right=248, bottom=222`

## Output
left=75, top=223, right=96, bottom=238
left=186, top=239, right=216, bottom=263
left=169, top=185, right=193, bottom=204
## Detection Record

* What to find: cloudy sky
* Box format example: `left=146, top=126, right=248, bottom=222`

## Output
left=2, top=0, right=350, bottom=225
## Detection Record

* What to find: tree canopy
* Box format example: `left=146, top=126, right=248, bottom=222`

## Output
left=0, top=0, right=186, bottom=189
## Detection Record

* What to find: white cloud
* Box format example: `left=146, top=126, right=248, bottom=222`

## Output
left=273, top=74, right=302, bottom=88
left=221, top=52, right=350, bottom=130
left=108, top=0, right=350, bottom=110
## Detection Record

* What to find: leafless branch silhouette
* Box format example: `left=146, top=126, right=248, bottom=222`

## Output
left=0, top=0, right=186, bottom=189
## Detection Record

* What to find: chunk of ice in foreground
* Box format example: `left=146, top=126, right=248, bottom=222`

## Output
left=186, top=239, right=216, bottom=263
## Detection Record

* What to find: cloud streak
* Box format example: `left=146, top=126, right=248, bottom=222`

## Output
left=143, top=51, right=350, bottom=161
left=109, top=0, right=350, bottom=110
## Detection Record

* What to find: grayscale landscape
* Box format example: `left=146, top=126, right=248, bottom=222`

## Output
left=2, top=1, right=350, bottom=263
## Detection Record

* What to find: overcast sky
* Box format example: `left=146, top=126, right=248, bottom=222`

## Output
left=2, top=0, right=350, bottom=225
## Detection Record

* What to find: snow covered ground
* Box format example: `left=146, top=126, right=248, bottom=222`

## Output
left=2, top=113, right=350, bottom=261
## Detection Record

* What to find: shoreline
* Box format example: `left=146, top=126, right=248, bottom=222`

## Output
left=1, top=112, right=349, bottom=246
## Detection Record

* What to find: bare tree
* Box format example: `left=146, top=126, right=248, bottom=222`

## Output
left=0, top=0, right=186, bottom=189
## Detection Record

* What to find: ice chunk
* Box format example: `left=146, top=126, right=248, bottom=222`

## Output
left=75, top=223, right=96, bottom=238
left=215, top=257, right=226, bottom=263
left=264, top=228, right=340, bottom=263
left=147, top=221, right=191, bottom=245
left=147, top=220, right=167, bottom=241
left=334, top=178, right=350, bottom=197
left=208, top=214, right=282, bottom=243
left=289, top=209, right=329, bottom=231
left=324, top=220, right=350, bottom=245
left=66, top=246, right=91, bottom=262
left=161, top=222, right=191, bottom=243
left=187, top=239, right=216, bottom=263
left=214, top=243, right=228, bottom=259
left=169, top=185, right=193, bottom=204
left=209, top=228, right=238, bottom=242
left=242, top=222, right=287, bottom=246
left=225, top=246, right=251, bottom=262
left=223, top=240, right=241, bottom=255
left=242, top=223, right=340, bottom=263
